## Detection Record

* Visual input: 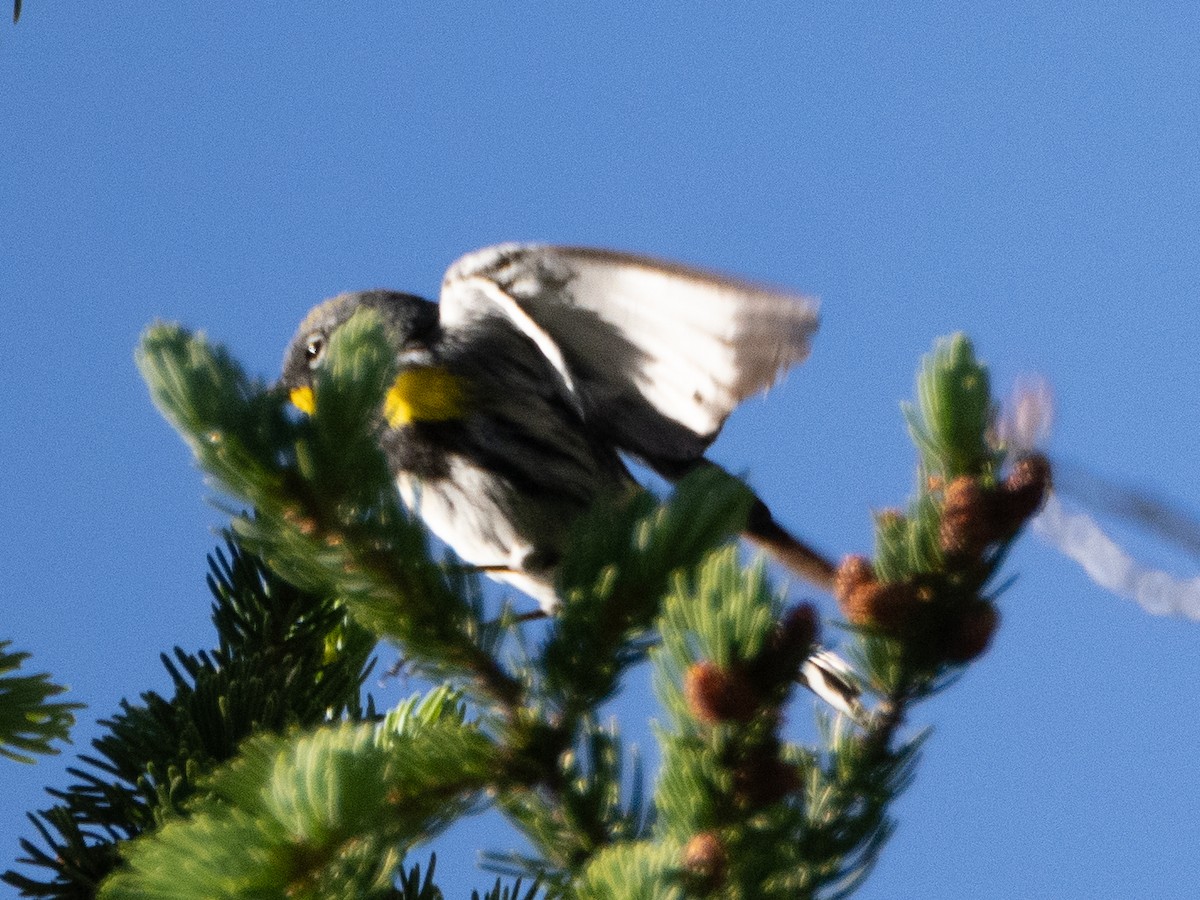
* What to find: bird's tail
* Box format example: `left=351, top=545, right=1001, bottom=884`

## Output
left=743, top=496, right=837, bottom=592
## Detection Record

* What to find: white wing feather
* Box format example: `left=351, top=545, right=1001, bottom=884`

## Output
left=439, top=243, right=819, bottom=461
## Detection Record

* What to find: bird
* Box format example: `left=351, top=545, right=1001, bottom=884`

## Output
left=280, top=245, right=864, bottom=718
left=280, top=243, right=836, bottom=610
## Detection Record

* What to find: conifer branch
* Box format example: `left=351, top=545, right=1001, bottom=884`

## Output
left=100, top=713, right=496, bottom=900
left=136, top=315, right=525, bottom=711
left=6, top=325, right=1049, bottom=898
left=3, top=542, right=376, bottom=898
left=0, top=642, right=80, bottom=764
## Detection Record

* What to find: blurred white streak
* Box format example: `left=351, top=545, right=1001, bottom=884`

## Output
left=1000, top=376, right=1200, bottom=621
left=1035, top=493, right=1200, bottom=620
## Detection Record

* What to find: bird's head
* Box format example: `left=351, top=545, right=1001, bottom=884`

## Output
left=279, top=290, right=438, bottom=414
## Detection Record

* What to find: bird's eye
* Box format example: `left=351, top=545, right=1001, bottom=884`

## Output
left=304, top=333, right=326, bottom=368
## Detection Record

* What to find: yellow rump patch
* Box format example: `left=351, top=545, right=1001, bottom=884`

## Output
left=385, top=367, right=466, bottom=427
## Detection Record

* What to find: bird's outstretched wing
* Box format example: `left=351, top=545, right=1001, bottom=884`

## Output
left=439, top=243, right=819, bottom=467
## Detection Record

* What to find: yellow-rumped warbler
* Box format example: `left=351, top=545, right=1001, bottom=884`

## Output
left=280, top=244, right=837, bottom=613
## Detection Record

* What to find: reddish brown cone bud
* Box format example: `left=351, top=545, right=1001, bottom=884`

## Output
left=998, top=453, right=1052, bottom=534
left=776, top=603, right=819, bottom=657
left=732, top=751, right=802, bottom=807
left=940, top=476, right=998, bottom=559
left=748, top=604, right=821, bottom=695
left=684, top=662, right=758, bottom=724
left=943, top=600, right=1000, bottom=663
left=834, top=555, right=875, bottom=609
left=849, top=580, right=922, bottom=632
left=835, top=556, right=920, bottom=631
left=682, top=832, right=728, bottom=888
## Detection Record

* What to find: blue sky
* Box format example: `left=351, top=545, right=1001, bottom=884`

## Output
left=4, top=4, right=1200, bottom=897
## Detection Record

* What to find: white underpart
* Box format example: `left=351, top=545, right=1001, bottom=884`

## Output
left=1035, top=492, right=1200, bottom=620
left=396, top=462, right=560, bottom=613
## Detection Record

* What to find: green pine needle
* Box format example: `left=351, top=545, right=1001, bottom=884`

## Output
left=541, top=467, right=753, bottom=713
left=902, top=333, right=997, bottom=480
left=18, top=318, right=1040, bottom=898
left=575, top=841, right=684, bottom=900
left=103, top=716, right=496, bottom=900
left=0, top=641, right=80, bottom=763
left=137, top=314, right=517, bottom=704
left=2, top=540, right=376, bottom=897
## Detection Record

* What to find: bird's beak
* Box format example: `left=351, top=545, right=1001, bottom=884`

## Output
left=289, top=386, right=316, bottom=415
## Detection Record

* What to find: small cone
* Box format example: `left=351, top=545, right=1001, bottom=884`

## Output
left=775, top=603, right=819, bottom=658
left=684, top=662, right=758, bottom=724
left=943, top=600, right=1000, bottom=663
left=682, top=832, right=728, bottom=888
left=835, top=556, right=920, bottom=632
left=999, top=453, right=1052, bottom=534
left=834, top=555, right=875, bottom=608
left=733, top=750, right=802, bottom=807
left=940, top=476, right=998, bottom=559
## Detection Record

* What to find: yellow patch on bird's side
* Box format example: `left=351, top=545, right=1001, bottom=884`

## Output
left=289, top=386, right=316, bottom=415
left=385, top=367, right=466, bottom=426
